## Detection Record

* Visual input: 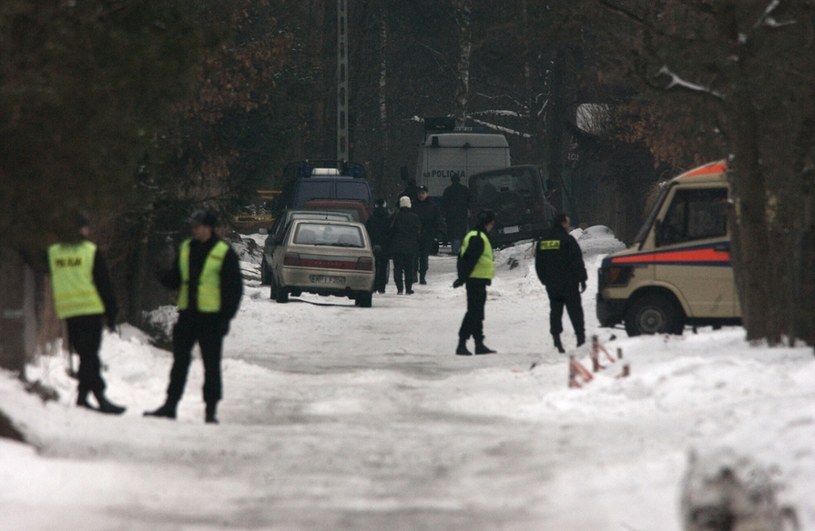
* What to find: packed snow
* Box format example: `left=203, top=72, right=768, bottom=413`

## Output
left=1, top=226, right=813, bottom=530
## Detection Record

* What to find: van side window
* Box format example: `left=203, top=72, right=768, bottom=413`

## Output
left=659, top=188, right=728, bottom=246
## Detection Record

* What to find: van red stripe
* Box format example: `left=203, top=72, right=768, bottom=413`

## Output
left=612, top=247, right=730, bottom=265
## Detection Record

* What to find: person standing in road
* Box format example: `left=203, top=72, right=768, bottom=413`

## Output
left=145, top=209, right=243, bottom=424
left=413, top=185, right=442, bottom=285
left=452, top=210, right=497, bottom=355
left=365, top=198, right=391, bottom=293
left=389, top=196, right=421, bottom=295
left=535, top=213, right=587, bottom=353
left=442, top=174, right=471, bottom=256
left=48, top=213, right=126, bottom=414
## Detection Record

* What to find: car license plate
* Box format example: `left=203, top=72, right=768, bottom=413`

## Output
left=309, top=274, right=345, bottom=285
left=503, top=225, right=520, bottom=234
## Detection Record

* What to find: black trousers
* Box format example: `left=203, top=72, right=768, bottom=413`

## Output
left=459, top=279, right=488, bottom=342
left=417, top=238, right=434, bottom=278
left=392, top=252, right=415, bottom=292
left=546, top=286, right=585, bottom=337
left=166, top=311, right=224, bottom=405
left=373, top=248, right=389, bottom=292
left=66, top=314, right=106, bottom=395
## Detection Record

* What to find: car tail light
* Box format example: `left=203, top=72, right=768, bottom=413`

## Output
left=283, top=252, right=302, bottom=266
left=356, top=256, right=373, bottom=271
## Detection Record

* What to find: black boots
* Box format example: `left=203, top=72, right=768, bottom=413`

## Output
left=576, top=333, right=586, bottom=347
left=143, top=401, right=177, bottom=419
left=205, top=402, right=218, bottom=424
left=553, top=335, right=566, bottom=354
left=92, top=390, right=126, bottom=415
left=77, top=389, right=125, bottom=415
left=474, top=342, right=496, bottom=355
left=457, top=337, right=496, bottom=355
left=456, top=338, right=472, bottom=355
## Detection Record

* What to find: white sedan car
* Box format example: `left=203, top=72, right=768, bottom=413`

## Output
left=270, top=219, right=375, bottom=307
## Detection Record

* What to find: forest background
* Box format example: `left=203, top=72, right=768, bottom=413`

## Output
left=0, top=0, right=813, bottom=358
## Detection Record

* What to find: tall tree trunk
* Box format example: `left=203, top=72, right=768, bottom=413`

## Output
left=377, top=10, right=388, bottom=194
left=453, top=0, right=472, bottom=128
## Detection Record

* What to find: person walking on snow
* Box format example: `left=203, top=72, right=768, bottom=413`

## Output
left=535, top=213, right=587, bottom=353
left=48, top=213, right=126, bottom=414
left=413, top=185, right=441, bottom=285
left=389, top=195, right=421, bottom=295
left=442, top=174, right=471, bottom=255
left=365, top=198, right=391, bottom=293
left=144, top=209, right=243, bottom=424
left=452, top=210, right=497, bottom=355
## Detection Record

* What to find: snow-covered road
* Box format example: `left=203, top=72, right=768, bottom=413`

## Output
left=2, top=231, right=813, bottom=530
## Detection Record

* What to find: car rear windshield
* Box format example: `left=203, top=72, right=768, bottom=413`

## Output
left=335, top=181, right=371, bottom=203
left=470, top=167, right=539, bottom=204
left=293, top=223, right=365, bottom=248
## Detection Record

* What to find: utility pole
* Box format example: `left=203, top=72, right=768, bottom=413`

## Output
left=337, top=0, right=349, bottom=161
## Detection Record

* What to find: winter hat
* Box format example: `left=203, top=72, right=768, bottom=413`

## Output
left=477, top=209, right=496, bottom=226
left=417, top=185, right=428, bottom=193
left=399, top=196, right=412, bottom=209
left=189, top=208, right=218, bottom=227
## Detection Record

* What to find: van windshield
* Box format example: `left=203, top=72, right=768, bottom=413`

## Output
left=633, top=185, right=669, bottom=246
left=294, top=181, right=333, bottom=206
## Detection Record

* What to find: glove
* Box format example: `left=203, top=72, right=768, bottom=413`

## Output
left=580, top=281, right=587, bottom=293
left=452, top=278, right=465, bottom=288
left=219, top=318, right=230, bottom=337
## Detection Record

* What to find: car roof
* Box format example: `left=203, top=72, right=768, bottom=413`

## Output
left=289, top=218, right=367, bottom=229
left=285, top=209, right=353, bottom=220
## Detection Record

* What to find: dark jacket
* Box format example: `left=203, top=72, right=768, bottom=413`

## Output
left=161, top=236, right=243, bottom=320
left=413, top=198, right=442, bottom=244
left=388, top=207, right=421, bottom=255
left=457, top=225, right=491, bottom=285
left=442, top=181, right=471, bottom=223
left=535, top=225, right=587, bottom=293
left=365, top=206, right=391, bottom=249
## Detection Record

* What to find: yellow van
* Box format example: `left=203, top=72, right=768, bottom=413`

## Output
left=596, top=161, right=742, bottom=336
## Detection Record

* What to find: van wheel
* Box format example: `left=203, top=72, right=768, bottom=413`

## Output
left=625, top=293, right=683, bottom=336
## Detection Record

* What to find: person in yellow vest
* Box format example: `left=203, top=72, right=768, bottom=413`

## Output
left=48, top=214, right=125, bottom=414
left=144, top=209, right=243, bottom=424
left=452, top=210, right=497, bottom=355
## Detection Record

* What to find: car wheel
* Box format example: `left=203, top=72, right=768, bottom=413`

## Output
left=357, top=291, right=372, bottom=308
left=260, top=257, right=271, bottom=285
left=624, top=293, right=683, bottom=336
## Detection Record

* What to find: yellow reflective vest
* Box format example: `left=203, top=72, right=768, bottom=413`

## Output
left=460, top=230, right=495, bottom=280
left=48, top=241, right=105, bottom=319
left=178, top=239, right=229, bottom=313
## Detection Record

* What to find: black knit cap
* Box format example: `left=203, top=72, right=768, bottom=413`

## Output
left=189, top=209, right=218, bottom=227
left=477, top=209, right=496, bottom=226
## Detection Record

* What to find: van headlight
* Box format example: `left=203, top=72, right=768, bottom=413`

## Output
left=599, top=265, right=633, bottom=288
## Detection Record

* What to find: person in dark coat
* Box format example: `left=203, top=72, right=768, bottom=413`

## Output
left=400, top=178, right=419, bottom=206
left=442, top=174, right=471, bottom=255
left=389, top=196, right=421, bottom=294
left=535, top=213, right=587, bottom=353
left=365, top=198, right=391, bottom=293
left=47, top=213, right=125, bottom=414
left=452, top=210, right=497, bottom=355
left=413, top=185, right=442, bottom=284
left=145, top=209, right=243, bottom=424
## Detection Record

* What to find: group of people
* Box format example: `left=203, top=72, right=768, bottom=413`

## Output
left=451, top=211, right=588, bottom=357
left=48, top=209, right=243, bottom=423
left=50, top=190, right=587, bottom=422
left=365, top=175, right=471, bottom=295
